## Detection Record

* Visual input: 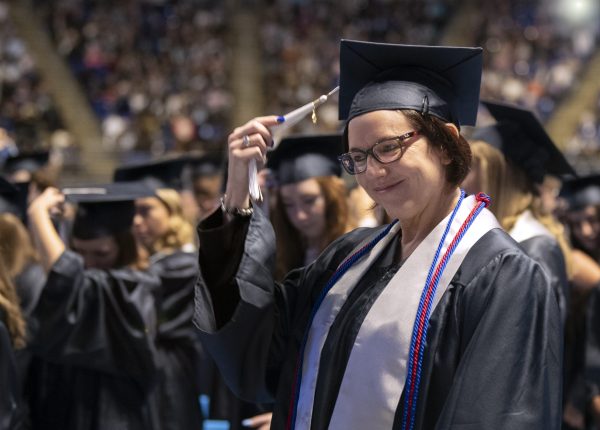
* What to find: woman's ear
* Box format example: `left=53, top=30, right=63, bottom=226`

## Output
left=444, top=122, right=460, bottom=138
left=438, top=122, right=460, bottom=165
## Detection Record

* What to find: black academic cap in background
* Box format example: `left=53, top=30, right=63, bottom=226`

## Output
left=0, top=176, right=14, bottom=194
left=64, top=182, right=154, bottom=240
left=2, top=150, right=50, bottom=175
left=473, top=101, right=575, bottom=184
left=186, top=153, right=223, bottom=179
left=266, top=134, right=343, bottom=186
left=113, top=156, right=189, bottom=190
left=0, top=178, right=29, bottom=222
left=560, top=175, right=600, bottom=210
left=338, top=39, right=483, bottom=127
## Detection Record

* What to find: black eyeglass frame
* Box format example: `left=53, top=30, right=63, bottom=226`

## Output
left=338, top=130, right=420, bottom=175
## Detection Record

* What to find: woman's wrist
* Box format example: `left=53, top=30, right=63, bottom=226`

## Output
left=223, top=187, right=251, bottom=210
left=221, top=194, right=253, bottom=217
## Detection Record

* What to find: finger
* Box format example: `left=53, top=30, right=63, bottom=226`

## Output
left=230, top=132, right=269, bottom=155
left=242, top=413, right=272, bottom=427
left=229, top=116, right=278, bottom=145
left=231, top=144, right=267, bottom=164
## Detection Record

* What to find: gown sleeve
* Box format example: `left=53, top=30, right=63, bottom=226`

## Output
left=429, top=246, right=563, bottom=429
left=194, top=207, right=367, bottom=403
left=585, top=286, right=600, bottom=404
left=519, top=235, right=569, bottom=326
left=31, top=250, right=159, bottom=387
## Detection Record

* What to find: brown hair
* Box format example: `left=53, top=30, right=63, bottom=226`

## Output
left=151, top=189, right=195, bottom=254
left=402, top=110, right=472, bottom=186
left=113, top=230, right=145, bottom=269
left=470, top=140, right=573, bottom=276
left=271, top=176, right=354, bottom=280
left=0, top=213, right=39, bottom=278
left=0, top=256, right=26, bottom=349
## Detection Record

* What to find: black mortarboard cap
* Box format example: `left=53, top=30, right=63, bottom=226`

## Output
left=187, top=153, right=223, bottom=179
left=113, top=156, right=189, bottom=190
left=64, top=182, right=154, bottom=240
left=0, top=176, right=14, bottom=194
left=473, top=101, right=575, bottom=184
left=2, top=151, right=50, bottom=175
left=0, top=178, right=29, bottom=222
left=560, top=175, right=600, bottom=210
left=266, top=134, right=343, bottom=186
left=338, top=40, right=483, bottom=127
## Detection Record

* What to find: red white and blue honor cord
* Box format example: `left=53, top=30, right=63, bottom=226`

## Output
left=286, top=191, right=491, bottom=430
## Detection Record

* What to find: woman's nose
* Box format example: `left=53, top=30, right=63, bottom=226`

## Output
left=365, top=155, right=387, bottom=177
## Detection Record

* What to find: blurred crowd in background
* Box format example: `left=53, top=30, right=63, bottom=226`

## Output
left=2, top=1, right=600, bottom=430
left=0, top=0, right=598, bottom=171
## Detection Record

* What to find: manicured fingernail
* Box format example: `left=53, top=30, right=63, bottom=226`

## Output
left=270, top=139, right=275, bottom=148
left=241, top=418, right=253, bottom=426
left=277, top=116, right=285, bottom=123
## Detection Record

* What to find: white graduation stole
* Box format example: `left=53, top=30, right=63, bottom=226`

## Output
left=509, top=209, right=553, bottom=242
left=294, top=195, right=500, bottom=430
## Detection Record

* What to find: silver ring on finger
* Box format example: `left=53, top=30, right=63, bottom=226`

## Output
left=242, top=135, right=250, bottom=148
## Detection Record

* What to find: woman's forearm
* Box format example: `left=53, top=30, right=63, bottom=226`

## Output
left=28, top=190, right=66, bottom=272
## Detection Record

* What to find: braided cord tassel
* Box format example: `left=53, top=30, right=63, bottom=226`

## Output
left=401, top=192, right=491, bottom=430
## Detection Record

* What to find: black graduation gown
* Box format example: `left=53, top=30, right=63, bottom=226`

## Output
left=14, top=263, right=46, bottom=318
left=584, top=286, right=600, bottom=428
left=154, top=248, right=270, bottom=430
left=13, top=262, right=46, bottom=430
left=146, top=250, right=204, bottom=430
left=194, top=208, right=563, bottom=430
left=1, top=309, right=24, bottom=430
left=519, top=235, right=569, bottom=326
left=29, top=251, right=160, bottom=430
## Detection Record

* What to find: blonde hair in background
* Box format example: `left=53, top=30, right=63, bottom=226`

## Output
left=152, top=188, right=195, bottom=254
left=0, top=213, right=39, bottom=278
left=470, top=140, right=573, bottom=277
left=468, top=141, right=509, bottom=221
left=0, top=253, right=26, bottom=349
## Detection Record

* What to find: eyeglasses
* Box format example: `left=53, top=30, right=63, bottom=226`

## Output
left=338, top=131, right=420, bottom=175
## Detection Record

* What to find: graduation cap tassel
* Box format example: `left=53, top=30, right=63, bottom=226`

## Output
left=247, top=87, right=339, bottom=202
left=420, top=95, right=429, bottom=116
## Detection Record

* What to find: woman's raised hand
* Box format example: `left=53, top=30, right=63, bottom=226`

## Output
left=225, top=116, right=280, bottom=210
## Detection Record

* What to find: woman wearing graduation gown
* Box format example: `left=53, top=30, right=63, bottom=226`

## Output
left=267, top=135, right=355, bottom=280
left=131, top=187, right=204, bottom=430
left=0, top=213, right=46, bottom=429
left=462, top=101, right=574, bottom=326
left=0, top=257, right=27, bottom=430
left=194, top=40, right=562, bottom=429
left=26, top=184, right=160, bottom=430
left=559, top=176, right=600, bottom=429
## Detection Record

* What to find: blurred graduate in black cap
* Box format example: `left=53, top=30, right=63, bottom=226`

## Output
left=25, top=183, right=161, bottom=429
left=267, top=134, right=354, bottom=280
left=114, top=156, right=197, bottom=252
left=1, top=150, right=58, bottom=219
left=115, top=157, right=205, bottom=430
left=1, top=151, right=50, bottom=184
left=561, top=175, right=600, bottom=263
left=0, top=178, right=28, bottom=430
left=559, top=175, right=600, bottom=430
left=187, top=153, right=224, bottom=221
left=194, top=39, right=561, bottom=430
left=464, top=100, right=574, bottom=325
